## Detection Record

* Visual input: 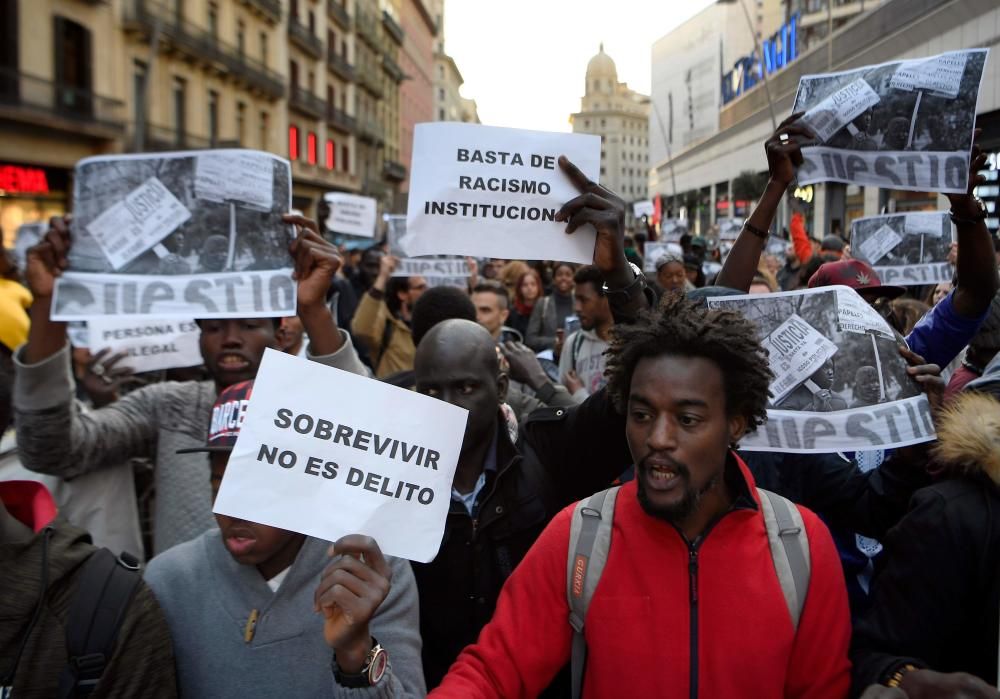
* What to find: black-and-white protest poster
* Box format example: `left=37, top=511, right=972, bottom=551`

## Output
left=642, top=241, right=683, bottom=273
left=717, top=217, right=743, bottom=241
left=792, top=49, right=988, bottom=193
left=707, top=285, right=935, bottom=453
left=384, top=214, right=468, bottom=288
left=850, top=212, right=954, bottom=284
left=213, top=349, right=468, bottom=562
left=325, top=192, right=377, bottom=238
left=51, top=150, right=294, bottom=320
left=633, top=200, right=654, bottom=218
left=660, top=218, right=689, bottom=242
left=87, top=316, right=202, bottom=373
left=405, top=123, right=601, bottom=264
left=384, top=214, right=408, bottom=256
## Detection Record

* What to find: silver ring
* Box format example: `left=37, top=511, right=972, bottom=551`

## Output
left=779, top=133, right=790, bottom=143
left=100, top=374, right=114, bottom=385
left=90, top=363, right=106, bottom=377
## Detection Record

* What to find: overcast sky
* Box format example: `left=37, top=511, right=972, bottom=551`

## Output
left=442, top=0, right=717, bottom=133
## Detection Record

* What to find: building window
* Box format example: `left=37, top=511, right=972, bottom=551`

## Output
left=341, top=144, right=349, bottom=172
left=55, top=17, right=93, bottom=117
left=260, top=110, right=269, bottom=150
left=308, top=10, right=315, bottom=34
left=329, top=29, right=337, bottom=50
left=307, top=132, right=317, bottom=165
left=237, top=19, right=245, bottom=56
left=290, top=0, right=299, bottom=20
left=583, top=119, right=589, bottom=129
left=172, top=76, right=186, bottom=141
left=260, top=31, right=268, bottom=66
left=207, top=2, right=218, bottom=38
left=131, top=60, right=147, bottom=132
left=341, top=39, right=348, bottom=58
left=208, top=90, right=219, bottom=146
left=236, top=101, right=246, bottom=145
left=307, top=70, right=315, bottom=93
left=326, top=139, right=335, bottom=169
left=438, top=108, right=445, bottom=120
left=327, top=84, right=335, bottom=109
left=601, top=119, right=606, bottom=127
left=438, top=87, right=444, bottom=101
left=600, top=167, right=605, bottom=176
left=289, top=125, right=299, bottom=160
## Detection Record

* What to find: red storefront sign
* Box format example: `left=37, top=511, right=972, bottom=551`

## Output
left=0, top=165, right=50, bottom=194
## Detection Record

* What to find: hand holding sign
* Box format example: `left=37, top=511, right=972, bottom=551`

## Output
left=555, top=156, right=630, bottom=288
left=285, top=214, right=342, bottom=311
left=24, top=216, right=72, bottom=299
left=315, top=535, right=392, bottom=670
left=766, top=112, right=814, bottom=188
left=947, top=128, right=989, bottom=212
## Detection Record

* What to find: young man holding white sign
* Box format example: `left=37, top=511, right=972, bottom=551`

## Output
left=14, top=215, right=369, bottom=554
left=145, top=380, right=424, bottom=697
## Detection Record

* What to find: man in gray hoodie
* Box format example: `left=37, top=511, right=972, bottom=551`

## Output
left=144, top=380, right=425, bottom=697
left=558, top=265, right=614, bottom=403
left=14, top=215, right=369, bottom=554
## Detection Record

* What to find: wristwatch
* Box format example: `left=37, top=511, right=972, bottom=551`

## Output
left=949, top=196, right=988, bottom=226
left=885, top=663, right=919, bottom=688
left=601, top=262, right=646, bottom=303
left=333, top=637, right=388, bottom=688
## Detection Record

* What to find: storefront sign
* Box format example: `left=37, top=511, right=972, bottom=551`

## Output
left=722, top=14, right=799, bottom=106
left=0, top=165, right=49, bottom=194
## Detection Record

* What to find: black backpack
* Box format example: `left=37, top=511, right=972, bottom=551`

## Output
left=57, top=549, right=143, bottom=698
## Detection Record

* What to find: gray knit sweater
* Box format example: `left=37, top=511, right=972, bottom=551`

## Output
left=145, top=531, right=425, bottom=697
left=13, top=331, right=369, bottom=554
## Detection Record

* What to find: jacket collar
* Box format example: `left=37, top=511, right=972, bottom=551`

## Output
left=727, top=451, right=760, bottom=512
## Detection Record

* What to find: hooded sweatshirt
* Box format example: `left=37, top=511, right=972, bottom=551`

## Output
left=851, top=390, right=1000, bottom=690
left=144, top=530, right=425, bottom=698
left=558, top=329, right=608, bottom=404
left=0, top=481, right=177, bottom=697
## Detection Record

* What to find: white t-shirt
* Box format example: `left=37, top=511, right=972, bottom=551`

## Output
left=266, top=566, right=291, bottom=592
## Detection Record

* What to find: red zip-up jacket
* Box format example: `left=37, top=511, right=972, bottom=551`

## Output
left=431, top=457, right=851, bottom=698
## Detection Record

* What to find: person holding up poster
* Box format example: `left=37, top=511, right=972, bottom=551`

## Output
left=145, top=380, right=424, bottom=697
left=13, top=214, right=370, bottom=554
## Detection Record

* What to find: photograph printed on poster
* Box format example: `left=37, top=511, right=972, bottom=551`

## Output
left=708, top=286, right=935, bottom=452
left=791, top=49, right=988, bottom=193
left=850, top=212, right=955, bottom=285
left=51, top=150, right=295, bottom=320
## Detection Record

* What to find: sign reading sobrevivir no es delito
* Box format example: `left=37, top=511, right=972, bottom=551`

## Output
left=405, top=123, right=601, bottom=264
left=213, top=349, right=468, bottom=562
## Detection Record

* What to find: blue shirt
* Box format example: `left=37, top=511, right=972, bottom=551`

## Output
left=906, top=290, right=987, bottom=368
left=451, top=432, right=498, bottom=518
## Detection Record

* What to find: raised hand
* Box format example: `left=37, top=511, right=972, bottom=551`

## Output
left=25, top=216, right=72, bottom=299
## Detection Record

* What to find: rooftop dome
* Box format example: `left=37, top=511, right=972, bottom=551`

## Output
left=586, top=43, right=618, bottom=83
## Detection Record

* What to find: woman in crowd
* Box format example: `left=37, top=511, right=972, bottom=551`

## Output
left=653, top=253, right=690, bottom=294
left=508, top=268, right=543, bottom=340
left=525, top=261, right=575, bottom=352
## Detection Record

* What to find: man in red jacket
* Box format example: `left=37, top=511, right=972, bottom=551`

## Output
left=431, top=293, right=852, bottom=698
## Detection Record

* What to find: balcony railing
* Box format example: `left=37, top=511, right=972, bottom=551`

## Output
left=357, top=64, right=383, bottom=98
left=0, top=67, right=125, bottom=135
left=382, top=159, right=406, bottom=181
left=356, top=117, right=383, bottom=146
left=129, top=123, right=241, bottom=152
left=288, top=17, right=324, bottom=59
left=327, top=50, right=355, bottom=82
left=356, top=11, right=380, bottom=49
left=382, top=53, right=405, bottom=83
left=124, top=0, right=285, bottom=99
left=326, top=0, right=350, bottom=29
left=326, top=105, right=356, bottom=134
left=382, top=11, right=404, bottom=45
left=242, top=0, right=281, bottom=23
left=289, top=87, right=326, bottom=119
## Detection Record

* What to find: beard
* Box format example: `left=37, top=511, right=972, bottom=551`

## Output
left=636, top=457, right=718, bottom=525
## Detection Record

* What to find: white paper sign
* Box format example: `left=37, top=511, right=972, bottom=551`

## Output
left=633, top=200, right=654, bottom=218
left=643, top=241, right=684, bottom=273
left=904, top=212, right=946, bottom=237
left=393, top=258, right=468, bottom=278
left=195, top=151, right=275, bottom=209
left=834, top=287, right=895, bottom=340
left=890, top=53, right=969, bottom=99
left=87, top=316, right=202, bottom=373
left=762, top=314, right=839, bottom=403
left=858, top=224, right=904, bottom=265
left=405, top=123, right=601, bottom=264
left=325, top=193, right=377, bottom=238
left=802, top=78, right=881, bottom=143
left=86, top=177, right=191, bottom=270
left=213, top=350, right=468, bottom=562
left=51, top=269, right=295, bottom=320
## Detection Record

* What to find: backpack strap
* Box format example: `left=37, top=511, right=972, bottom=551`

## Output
left=757, top=488, right=811, bottom=631
left=570, top=331, right=585, bottom=372
left=374, top=317, right=396, bottom=372
left=566, top=486, right=620, bottom=699
left=57, top=549, right=142, bottom=699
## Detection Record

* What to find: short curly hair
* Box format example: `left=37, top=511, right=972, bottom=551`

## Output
left=605, top=292, right=773, bottom=432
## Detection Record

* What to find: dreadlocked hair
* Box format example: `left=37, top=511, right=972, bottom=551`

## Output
left=605, top=291, right=773, bottom=432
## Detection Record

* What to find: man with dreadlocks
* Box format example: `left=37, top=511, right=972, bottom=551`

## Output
left=431, top=293, right=852, bottom=699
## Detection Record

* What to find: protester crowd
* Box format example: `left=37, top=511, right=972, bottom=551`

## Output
left=3, top=105, right=1000, bottom=699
